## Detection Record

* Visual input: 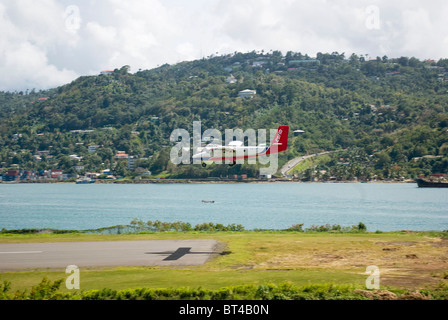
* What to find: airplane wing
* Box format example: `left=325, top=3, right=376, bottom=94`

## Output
left=228, top=141, right=243, bottom=147
left=218, top=147, right=237, bottom=158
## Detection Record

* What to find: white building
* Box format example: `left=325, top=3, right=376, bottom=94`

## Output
left=69, top=154, right=82, bottom=161
left=74, top=165, right=85, bottom=172
left=226, top=74, right=237, bottom=84
left=238, top=89, right=256, bottom=99
left=127, top=156, right=138, bottom=171
left=88, top=145, right=99, bottom=153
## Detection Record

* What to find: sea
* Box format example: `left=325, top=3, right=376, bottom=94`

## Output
left=0, top=182, right=447, bottom=232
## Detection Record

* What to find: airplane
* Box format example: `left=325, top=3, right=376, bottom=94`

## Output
left=192, top=125, right=289, bottom=167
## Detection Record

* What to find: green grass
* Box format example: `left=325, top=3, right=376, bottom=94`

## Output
left=1, top=267, right=363, bottom=293
left=289, top=154, right=333, bottom=175
left=289, top=158, right=314, bottom=175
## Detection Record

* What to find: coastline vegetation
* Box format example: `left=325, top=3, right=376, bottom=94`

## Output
left=0, top=220, right=382, bottom=235
left=2, top=220, right=447, bottom=238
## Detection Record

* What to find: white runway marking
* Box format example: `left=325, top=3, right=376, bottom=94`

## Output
left=0, top=251, right=43, bottom=254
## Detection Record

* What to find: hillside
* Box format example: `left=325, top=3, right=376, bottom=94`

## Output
left=1, top=51, right=447, bottom=180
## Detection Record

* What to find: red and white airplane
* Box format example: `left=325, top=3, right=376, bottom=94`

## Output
left=193, top=126, right=289, bottom=167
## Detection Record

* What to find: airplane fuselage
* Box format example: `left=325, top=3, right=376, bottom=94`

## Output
left=192, top=125, right=289, bottom=167
left=192, top=145, right=269, bottom=164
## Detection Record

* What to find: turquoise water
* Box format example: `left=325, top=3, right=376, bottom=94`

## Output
left=0, top=183, right=447, bottom=231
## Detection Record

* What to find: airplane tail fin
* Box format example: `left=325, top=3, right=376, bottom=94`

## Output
left=266, top=126, right=289, bottom=154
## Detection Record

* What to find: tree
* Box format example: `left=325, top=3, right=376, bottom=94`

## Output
left=349, top=53, right=360, bottom=68
left=375, top=152, right=391, bottom=169
left=114, top=160, right=128, bottom=177
left=397, top=56, right=409, bottom=66
left=150, top=148, right=170, bottom=173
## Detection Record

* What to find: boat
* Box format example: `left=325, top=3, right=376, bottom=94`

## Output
left=201, top=200, right=215, bottom=203
left=416, top=178, right=448, bottom=188
left=76, top=177, right=95, bottom=184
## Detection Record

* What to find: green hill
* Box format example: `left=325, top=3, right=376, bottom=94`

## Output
left=1, top=51, right=447, bottom=179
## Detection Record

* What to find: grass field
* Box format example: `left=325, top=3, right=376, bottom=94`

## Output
left=1, top=230, right=447, bottom=298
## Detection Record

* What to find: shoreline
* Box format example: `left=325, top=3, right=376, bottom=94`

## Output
left=0, top=178, right=417, bottom=184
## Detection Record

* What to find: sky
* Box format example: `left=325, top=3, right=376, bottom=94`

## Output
left=0, top=0, right=447, bottom=92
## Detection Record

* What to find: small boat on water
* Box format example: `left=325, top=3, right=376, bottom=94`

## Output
left=202, top=200, right=215, bottom=203
left=416, top=178, right=448, bottom=188
left=76, top=177, right=95, bottom=184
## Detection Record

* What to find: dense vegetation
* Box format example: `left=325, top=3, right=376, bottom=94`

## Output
left=1, top=51, right=447, bottom=179
left=1, top=277, right=447, bottom=300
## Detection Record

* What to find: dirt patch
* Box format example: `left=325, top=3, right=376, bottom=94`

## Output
left=230, top=264, right=254, bottom=270
left=375, top=241, right=417, bottom=246
left=431, top=239, right=448, bottom=247
left=354, top=289, right=431, bottom=300
left=379, top=267, right=445, bottom=289
left=355, top=289, right=398, bottom=300
left=262, top=237, right=448, bottom=290
left=382, top=247, right=399, bottom=251
left=313, top=254, right=344, bottom=263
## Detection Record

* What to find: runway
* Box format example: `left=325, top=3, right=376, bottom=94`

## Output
left=0, top=240, right=220, bottom=270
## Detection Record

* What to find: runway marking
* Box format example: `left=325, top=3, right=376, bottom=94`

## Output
left=0, top=251, right=43, bottom=254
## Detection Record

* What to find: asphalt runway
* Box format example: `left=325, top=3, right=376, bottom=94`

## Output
left=0, top=240, right=220, bottom=270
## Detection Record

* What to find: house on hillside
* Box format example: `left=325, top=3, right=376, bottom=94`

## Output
left=288, top=59, right=320, bottom=66
left=127, top=156, right=138, bottom=171
left=51, top=169, right=63, bottom=179
left=115, top=152, right=129, bottom=160
left=2, top=170, right=20, bottom=182
left=88, top=145, right=99, bottom=153
left=238, top=89, right=256, bottom=99
left=73, top=165, right=85, bottom=172
left=226, top=74, right=237, bottom=84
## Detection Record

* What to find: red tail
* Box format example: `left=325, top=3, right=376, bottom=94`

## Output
left=266, top=126, right=289, bottom=154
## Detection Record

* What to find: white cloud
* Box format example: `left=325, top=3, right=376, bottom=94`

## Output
left=0, top=0, right=447, bottom=91
left=0, top=1, right=79, bottom=91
